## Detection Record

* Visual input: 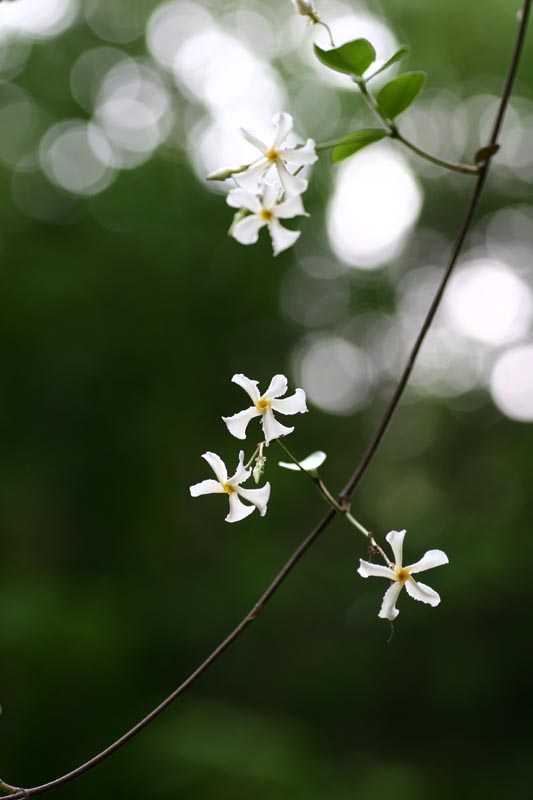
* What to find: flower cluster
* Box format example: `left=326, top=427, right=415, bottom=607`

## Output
left=189, top=376, right=448, bottom=624
left=209, top=112, right=318, bottom=256
left=190, top=373, right=308, bottom=522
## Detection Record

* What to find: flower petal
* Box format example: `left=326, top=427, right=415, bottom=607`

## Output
left=227, top=188, right=262, bottom=213
left=189, top=479, right=224, bottom=497
left=201, top=452, right=228, bottom=483
left=222, top=407, right=261, bottom=440
left=272, top=111, right=293, bottom=148
left=278, top=450, right=327, bottom=472
left=406, top=549, right=449, bottom=574
left=378, top=581, right=403, bottom=621
left=231, top=215, right=265, bottom=246
left=232, top=374, right=261, bottom=402
left=275, top=162, right=308, bottom=196
left=228, top=450, right=252, bottom=485
left=268, top=219, right=301, bottom=256
left=226, top=492, right=255, bottom=523
left=261, top=407, right=294, bottom=444
left=235, top=160, right=271, bottom=194
left=271, top=388, right=307, bottom=415
left=273, top=194, right=308, bottom=220
left=357, top=560, right=396, bottom=580
left=263, top=374, right=288, bottom=399
left=240, top=127, right=268, bottom=154
left=261, top=181, right=281, bottom=209
left=386, top=529, right=406, bottom=568
left=281, top=139, right=318, bottom=166
left=405, top=578, right=441, bottom=607
left=237, top=482, right=271, bottom=516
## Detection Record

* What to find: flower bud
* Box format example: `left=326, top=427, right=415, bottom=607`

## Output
left=253, top=455, right=266, bottom=485
left=291, top=0, right=317, bottom=18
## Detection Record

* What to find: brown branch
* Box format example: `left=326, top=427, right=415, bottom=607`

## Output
left=340, top=0, right=532, bottom=498
left=3, top=1, right=532, bottom=796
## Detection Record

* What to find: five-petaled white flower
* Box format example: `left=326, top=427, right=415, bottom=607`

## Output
left=357, top=530, right=449, bottom=621
left=236, top=111, right=318, bottom=196
left=223, top=373, right=308, bottom=445
left=227, top=184, right=308, bottom=256
left=190, top=451, right=271, bottom=523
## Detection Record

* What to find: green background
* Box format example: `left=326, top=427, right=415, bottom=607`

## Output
left=1, top=1, right=533, bottom=799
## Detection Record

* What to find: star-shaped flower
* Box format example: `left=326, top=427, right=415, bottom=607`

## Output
left=227, top=183, right=308, bottom=256
left=223, top=373, right=308, bottom=445
left=357, top=530, right=449, bottom=621
left=236, top=112, right=318, bottom=196
left=189, top=451, right=271, bottom=523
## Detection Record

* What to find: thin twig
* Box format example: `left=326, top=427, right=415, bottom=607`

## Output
left=275, top=440, right=389, bottom=561
left=356, top=79, right=480, bottom=175
left=3, top=2, right=531, bottom=797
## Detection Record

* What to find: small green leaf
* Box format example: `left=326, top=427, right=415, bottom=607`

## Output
left=331, top=129, right=387, bottom=164
left=377, top=71, right=427, bottom=119
left=366, top=46, right=410, bottom=80
left=314, top=39, right=376, bottom=77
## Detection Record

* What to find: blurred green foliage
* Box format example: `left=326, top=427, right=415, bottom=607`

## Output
left=1, top=2, right=533, bottom=800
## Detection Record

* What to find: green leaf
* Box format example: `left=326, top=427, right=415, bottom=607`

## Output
left=366, top=46, right=410, bottom=80
left=377, top=72, right=427, bottom=119
left=331, top=129, right=387, bottom=164
left=314, top=39, right=376, bottom=77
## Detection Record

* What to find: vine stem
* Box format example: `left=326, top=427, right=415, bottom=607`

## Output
left=356, top=79, right=480, bottom=175
left=389, top=128, right=480, bottom=175
left=315, top=92, right=479, bottom=174
left=2, top=1, right=532, bottom=797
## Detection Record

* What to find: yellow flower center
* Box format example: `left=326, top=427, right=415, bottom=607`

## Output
left=259, top=209, right=274, bottom=222
left=222, top=482, right=236, bottom=494
left=255, top=397, right=271, bottom=413
left=265, top=148, right=280, bottom=163
left=396, top=567, right=410, bottom=584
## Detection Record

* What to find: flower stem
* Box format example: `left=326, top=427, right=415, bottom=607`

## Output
left=355, top=78, right=480, bottom=176
left=0, top=780, right=21, bottom=796
left=344, top=512, right=392, bottom=566
left=244, top=444, right=262, bottom=470
left=315, top=20, right=335, bottom=48
left=275, top=440, right=391, bottom=565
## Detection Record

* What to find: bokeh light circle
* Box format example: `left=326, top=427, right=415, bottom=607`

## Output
left=444, top=259, right=533, bottom=346
left=293, top=335, right=374, bottom=414
left=490, top=345, right=533, bottom=421
left=0, top=0, right=78, bottom=42
left=40, top=120, right=116, bottom=196
left=327, top=146, right=423, bottom=269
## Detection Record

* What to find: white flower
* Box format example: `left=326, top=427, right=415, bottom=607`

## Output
left=236, top=112, right=318, bottom=196
left=189, top=451, right=271, bottom=523
left=223, top=373, right=308, bottom=445
left=357, top=530, right=449, bottom=621
left=227, top=183, right=308, bottom=256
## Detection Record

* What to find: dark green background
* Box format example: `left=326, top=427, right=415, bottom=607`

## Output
left=1, top=1, right=533, bottom=798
